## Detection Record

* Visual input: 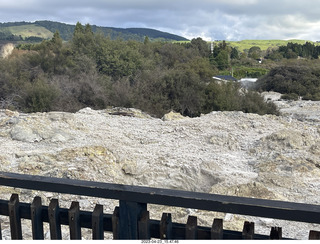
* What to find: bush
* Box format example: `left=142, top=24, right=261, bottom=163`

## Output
left=240, top=90, right=279, bottom=115
left=203, top=81, right=279, bottom=115
left=281, top=93, right=299, bottom=101
left=255, top=63, right=320, bottom=101
left=23, top=79, right=58, bottom=112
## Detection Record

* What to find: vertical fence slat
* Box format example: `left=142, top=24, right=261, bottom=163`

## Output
left=118, top=201, right=147, bottom=239
left=92, top=204, right=104, bottom=240
left=270, top=227, right=282, bottom=240
left=309, top=230, right=320, bottom=240
left=68, top=201, right=81, bottom=240
left=160, top=213, right=172, bottom=240
left=31, top=196, right=44, bottom=240
left=242, top=221, right=254, bottom=240
left=48, top=199, right=62, bottom=240
left=8, top=194, right=22, bottom=240
left=211, top=218, right=223, bottom=239
left=0, top=220, right=2, bottom=240
left=112, top=207, right=120, bottom=240
left=138, top=210, right=150, bottom=240
left=185, top=216, right=197, bottom=239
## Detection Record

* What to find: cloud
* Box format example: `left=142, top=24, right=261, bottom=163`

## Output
left=1, top=0, right=320, bottom=40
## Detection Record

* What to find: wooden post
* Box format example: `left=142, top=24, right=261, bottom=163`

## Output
left=160, top=213, right=172, bottom=240
left=112, top=207, right=120, bottom=240
left=270, top=227, right=282, bottom=240
left=186, top=216, right=197, bottom=239
left=92, top=204, right=104, bottom=240
left=31, top=196, right=44, bottom=239
left=48, top=199, right=62, bottom=240
left=211, top=218, right=223, bottom=239
left=242, top=221, right=254, bottom=240
left=118, top=200, right=147, bottom=239
left=138, top=210, right=150, bottom=239
left=68, top=201, right=81, bottom=240
left=8, top=194, right=22, bottom=240
left=309, top=230, right=320, bottom=240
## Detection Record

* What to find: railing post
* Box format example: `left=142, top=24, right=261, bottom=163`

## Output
left=48, top=199, right=62, bottom=240
left=31, top=196, right=44, bottom=239
left=211, top=218, right=223, bottom=239
left=138, top=210, right=150, bottom=239
left=270, top=227, right=282, bottom=240
left=8, top=194, right=22, bottom=240
left=112, top=207, right=120, bottom=239
left=160, top=213, right=172, bottom=240
left=92, top=204, right=104, bottom=240
left=68, top=201, right=81, bottom=240
left=185, top=216, right=197, bottom=239
left=309, top=230, right=320, bottom=240
left=118, top=200, right=147, bottom=239
left=242, top=221, right=254, bottom=240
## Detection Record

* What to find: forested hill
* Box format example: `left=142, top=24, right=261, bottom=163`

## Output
left=0, top=20, right=188, bottom=42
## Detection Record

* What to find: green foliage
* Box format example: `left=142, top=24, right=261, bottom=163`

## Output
left=23, top=78, right=58, bottom=112
left=0, top=24, right=279, bottom=117
left=232, top=67, right=269, bottom=79
left=255, top=62, right=320, bottom=100
left=267, top=42, right=320, bottom=60
left=240, top=90, right=279, bottom=115
left=248, top=46, right=262, bottom=60
left=281, top=93, right=299, bottom=101
left=204, top=81, right=240, bottom=112
left=203, top=81, right=279, bottom=115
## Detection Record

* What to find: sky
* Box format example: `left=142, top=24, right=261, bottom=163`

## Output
left=1, top=0, right=320, bottom=41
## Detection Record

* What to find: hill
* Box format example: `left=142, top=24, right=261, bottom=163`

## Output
left=0, top=20, right=189, bottom=42
left=222, top=39, right=318, bottom=52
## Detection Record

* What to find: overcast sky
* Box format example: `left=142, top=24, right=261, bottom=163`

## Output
left=1, top=0, right=320, bottom=41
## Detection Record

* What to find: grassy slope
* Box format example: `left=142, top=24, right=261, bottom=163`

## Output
left=177, top=39, right=319, bottom=52
left=5, top=24, right=54, bottom=39
left=222, top=39, right=318, bottom=52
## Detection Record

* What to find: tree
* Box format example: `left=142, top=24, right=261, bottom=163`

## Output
left=51, top=31, right=63, bottom=50
left=230, top=47, right=239, bottom=60
left=144, top=36, right=150, bottom=45
left=248, top=46, right=261, bottom=60
left=215, top=50, right=229, bottom=70
left=190, top=37, right=210, bottom=57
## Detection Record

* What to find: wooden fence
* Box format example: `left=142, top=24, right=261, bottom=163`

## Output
left=0, top=171, right=319, bottom=240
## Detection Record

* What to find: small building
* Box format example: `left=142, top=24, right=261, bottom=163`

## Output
left=213, top=75, right=238, bottom=83
left=239, top=78, right=258, bottom=89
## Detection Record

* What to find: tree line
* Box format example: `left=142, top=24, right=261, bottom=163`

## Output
left=266, top=42, right=320, bottom=60
left=0, top=22, right=278, bottom=117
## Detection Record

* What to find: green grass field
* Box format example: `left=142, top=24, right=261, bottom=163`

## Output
left=4, top=24, right=54, bottom=39
left=223, top=39, right=315, bottom=52
left=176, top=39, right=319, bottom=52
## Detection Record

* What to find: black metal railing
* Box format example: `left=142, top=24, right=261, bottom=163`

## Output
left=0, top=171, right=319, bottom=240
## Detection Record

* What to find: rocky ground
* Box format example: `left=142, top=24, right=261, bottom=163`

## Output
left=0, top=92, right=320, bottom=239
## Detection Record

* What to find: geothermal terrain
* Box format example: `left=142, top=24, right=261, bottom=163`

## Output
left=0, top=91, right=320, bottom=239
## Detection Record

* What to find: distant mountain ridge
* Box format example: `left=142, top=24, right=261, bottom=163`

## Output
left=0, top=20, right=189, bottom=42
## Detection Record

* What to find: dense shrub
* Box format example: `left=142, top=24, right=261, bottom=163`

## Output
left=281, top=93, right=299, bottom=101
left=255, top=62, right=320, bottom=101
left=203, top=81, right=279, bottom=115
left=23, top=78, right=58, bottom=112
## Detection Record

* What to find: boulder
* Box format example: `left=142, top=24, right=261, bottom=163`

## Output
left=162, top=111, right=186, bottom=121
